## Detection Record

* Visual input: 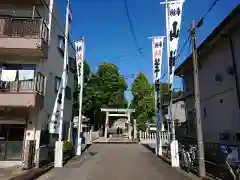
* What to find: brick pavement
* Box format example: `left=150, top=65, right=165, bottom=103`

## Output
left=37, top=144, right=197, bottom=180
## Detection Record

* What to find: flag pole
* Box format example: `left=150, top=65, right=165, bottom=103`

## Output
left=148, top=36, right=165, bottom=156
left=75, top=37, right=85, bottom=156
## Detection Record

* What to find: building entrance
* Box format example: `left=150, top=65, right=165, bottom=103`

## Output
left=0, top=124, right=25, bottom=161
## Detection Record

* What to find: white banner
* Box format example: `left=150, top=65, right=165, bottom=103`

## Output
left=75, top=40, right=84, bottom=85
left=167, top=0, right=184, bottom=89
left=152, top=37, right=164, bottom=82
left=152, top=36, right=164, bottom=129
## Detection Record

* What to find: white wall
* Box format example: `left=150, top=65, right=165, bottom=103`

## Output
left=183, top=26, right=240, bottom=144
left=171, top=101, right=186, bottom=123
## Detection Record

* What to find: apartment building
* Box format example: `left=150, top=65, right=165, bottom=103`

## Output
left=0, top=0, right=76, bottom=167
left=175, top=5, right=240, bottom=144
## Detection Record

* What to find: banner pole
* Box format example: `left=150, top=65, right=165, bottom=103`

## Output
left=148, top=36, right=165, bottom=156
left=161, top=0, right=185, bottom=168
left=75, top=37, right=85, bottom=156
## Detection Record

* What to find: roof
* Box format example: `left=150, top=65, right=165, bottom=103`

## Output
left=162, top=93, right=194, bottom=108
left=162, top=94, right=185, bottom=108
left=175, top=4, right=240, bottom=76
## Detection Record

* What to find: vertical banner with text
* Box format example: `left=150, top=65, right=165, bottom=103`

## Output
left=75, top=39, right=84, bottom=85
left=167, top=0, right=184, bottom=90
left=75, top=39, right=85, bottom=156
left=152, top=36, right=164, bottom=129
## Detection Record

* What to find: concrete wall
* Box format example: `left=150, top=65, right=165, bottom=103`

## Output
left=182, top=26, right=240, bottom=144
left=171, top=101, right=186, bottom=123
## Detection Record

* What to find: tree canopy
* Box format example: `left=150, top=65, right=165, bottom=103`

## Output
left=72, top=61, right=183, bottom=131
left=130, top=73, right=155, bottom=130
left=79, top=62, right=128, bottom=129
left=130, top=73, right=183, bottom=130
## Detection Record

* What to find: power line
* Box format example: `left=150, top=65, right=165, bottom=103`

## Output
left=162, top=0, right=221, bottom=77
left=124, top=0, right=143, bottom=57
left=197, top=0, right=221, bottom=28
left=159, top=35, right=191, bottom=81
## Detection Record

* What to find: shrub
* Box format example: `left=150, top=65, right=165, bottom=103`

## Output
left=63, top=141, right=74, bottom=158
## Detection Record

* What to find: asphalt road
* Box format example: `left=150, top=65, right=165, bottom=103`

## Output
left=37, top=144, right=196, bottom=180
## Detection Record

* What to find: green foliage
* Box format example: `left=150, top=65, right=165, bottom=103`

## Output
left=130, top=74, right=182, bottom=130
left=63, top=141, right=74, bottom=157
left=80, top=62, right=128, bottom=129
left=131, top=73, right=155, bottom=131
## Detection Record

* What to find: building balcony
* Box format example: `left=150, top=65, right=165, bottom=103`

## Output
left=0, top=0, right=49, bottom=6
left=0, top=17, right=48, bottom=57
left=0, top=72, right=45, bottom=109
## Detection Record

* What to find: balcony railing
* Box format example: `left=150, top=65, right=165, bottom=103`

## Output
left=0, top=17, right=48, bottom=42
left=0, top=72, right=45, bottom=95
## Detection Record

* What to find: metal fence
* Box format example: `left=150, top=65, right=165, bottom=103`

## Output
left=35, top=144, right=54, bottom=168
left=0, top=17, right=48, bottom=42
left=0, top=72, right=45, bottom=94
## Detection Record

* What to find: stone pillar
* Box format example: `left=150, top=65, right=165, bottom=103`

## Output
left=133, top=119, right=137, bottom=139
left=104, top=112, right=109, bottom=138
left=127, top=112, right=131, bottom=139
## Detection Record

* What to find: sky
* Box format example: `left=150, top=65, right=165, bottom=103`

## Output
left=57, top=0, right=239, bottom=102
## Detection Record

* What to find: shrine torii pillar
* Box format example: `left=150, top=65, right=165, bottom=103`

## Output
left=101, top=108, right=135, bottom=139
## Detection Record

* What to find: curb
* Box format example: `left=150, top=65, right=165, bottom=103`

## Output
left=10, top=144, right=92, bottom=180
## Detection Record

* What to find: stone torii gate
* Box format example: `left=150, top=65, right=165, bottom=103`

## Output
left=101, top=108, right=135, bottom=139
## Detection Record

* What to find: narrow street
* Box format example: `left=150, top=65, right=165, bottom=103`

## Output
left=37, top=144, right=196, bottom=180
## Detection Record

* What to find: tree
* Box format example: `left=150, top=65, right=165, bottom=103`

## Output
left=131, top=73, right=155, bottom=130
left=130, top=75, right=183, bottom=131
left=81, top=62, right=128, bottom=129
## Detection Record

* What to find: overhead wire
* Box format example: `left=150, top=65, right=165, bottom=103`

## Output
left=159, top=35, right=191, bottom=81
left=160, top=0, right=221, bottom=80
left=197, top=0, right=221, bottom=28
left=124, top=0, right=143, bottom=58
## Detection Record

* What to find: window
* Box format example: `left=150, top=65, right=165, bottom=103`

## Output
left=220, top=133, right=230, bottom=141
left=69, top=57, right=76, bottom=73
left=215, top=74, right=223, bottom=83
left=65, top=86, right=72, bottom=100
left=55, top=76, right=61, bottom=92
left=57, top=35, right=65, bottom=55
left=236, top=133, right=240, bottom=142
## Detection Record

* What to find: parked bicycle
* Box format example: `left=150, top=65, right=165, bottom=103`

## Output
left=178, top=144, right=192, bottom=172
left=189, top=144, right=198, bottom=171
left=221, top=145, right=240, bottom=180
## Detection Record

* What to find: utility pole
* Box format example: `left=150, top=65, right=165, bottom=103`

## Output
left=54, top=0, right=70, bottom=168
left=190, top=20, right=205, bottom=178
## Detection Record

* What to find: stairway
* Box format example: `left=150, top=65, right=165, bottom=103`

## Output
left=92, top=135, right=138, bottom=144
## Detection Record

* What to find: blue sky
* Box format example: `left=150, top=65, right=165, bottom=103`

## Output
left=57, top=0, right=239, bottom=101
